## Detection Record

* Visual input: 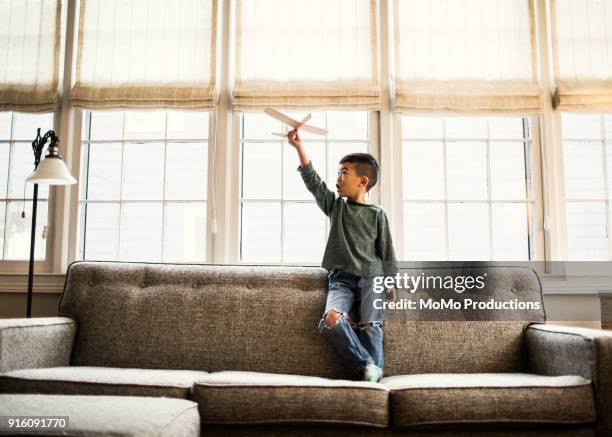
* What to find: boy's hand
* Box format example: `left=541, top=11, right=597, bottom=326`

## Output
left=287, top=129, right=302, bottom=148
left=386, top=286, right=397, bottom=302
left=288, top=128, right=310, bottom=168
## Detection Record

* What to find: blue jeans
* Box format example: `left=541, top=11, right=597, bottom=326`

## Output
left=318, top=268, right=387, bottom=379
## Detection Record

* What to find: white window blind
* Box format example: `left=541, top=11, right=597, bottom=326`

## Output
left=233, top=0, right=379, bottom=110
left=551, top=0, right=612, bottom=111
left=72, top=0, right=217, bottom=109
left=0, top=0, right=62, bottom=112
left=394, top=0, right=542, bottom=114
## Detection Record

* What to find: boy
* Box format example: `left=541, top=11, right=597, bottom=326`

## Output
left=287, top=128, right=398, bottom=383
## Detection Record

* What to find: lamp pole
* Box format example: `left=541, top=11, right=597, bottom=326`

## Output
left=26, top=129, right=59, bottom=318
left=26, top=183, right=39, bottom=318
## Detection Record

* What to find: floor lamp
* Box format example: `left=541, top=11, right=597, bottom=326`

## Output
left=24, top=128, right=77, bottom=318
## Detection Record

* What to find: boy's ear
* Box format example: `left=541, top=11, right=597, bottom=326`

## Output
left=360, top=175, right=370, bottom=190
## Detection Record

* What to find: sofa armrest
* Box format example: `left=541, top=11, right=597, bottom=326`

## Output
left=0, top=317, right=77, bottom=373
left=525, top=323, right=612, bottom=436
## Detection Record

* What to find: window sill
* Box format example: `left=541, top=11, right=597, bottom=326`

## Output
left=0, top=273, right=66, bottom=294
left=540, top=276, right=612, bottom=295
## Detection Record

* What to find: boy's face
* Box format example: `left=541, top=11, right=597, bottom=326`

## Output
left=336, top=162, right=368, bottom=198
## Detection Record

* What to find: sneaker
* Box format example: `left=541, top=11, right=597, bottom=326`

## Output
left=363, top=363, right=383, bottom=383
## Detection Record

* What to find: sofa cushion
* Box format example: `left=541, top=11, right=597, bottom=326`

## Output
left=59, top=262, right=356, bottom=379
left=0, top=394, right=199, bottom=436
left=382, top=373, right=595, bottom=429
left=0, top=366, right=208, bottom=398
left=192, top=371, right=389, bottom=427
left=385, top=321, right=531, bottom=375
left=384, top=266, right=546, bottom=375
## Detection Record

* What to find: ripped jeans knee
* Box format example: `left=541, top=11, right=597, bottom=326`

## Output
left=318, top=309, right=356, bottom=333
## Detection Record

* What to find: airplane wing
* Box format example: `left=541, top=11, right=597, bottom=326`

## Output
left=264, top=107, right=302, bottom=128
left=299, top=123, right=328, bottom=135
left=264, top=107, right=327, bottom=136
left=295, top=113, right=312, bottom=128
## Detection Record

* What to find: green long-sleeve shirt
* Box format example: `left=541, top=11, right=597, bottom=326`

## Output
left=298, top=161, right=399, bottom=278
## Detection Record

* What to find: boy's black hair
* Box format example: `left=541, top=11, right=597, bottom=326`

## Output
left=339, top=153, right=379, bottom=192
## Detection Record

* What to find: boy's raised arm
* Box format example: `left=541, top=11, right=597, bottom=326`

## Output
left=288, top=129, right=337, bottom=216
left=288, top=129, right=311, bottom=168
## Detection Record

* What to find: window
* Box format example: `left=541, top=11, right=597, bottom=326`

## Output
left=78, top=111, right=210, bottom=262
left=239, top=111, right=369, bottom=263
left=0, top=112, right=53, bottom=260
left=401, top=116, right=534, bottom=261
left=3, top=0, right=606, bottom=273
left=562, top=113, right=612, bottom=261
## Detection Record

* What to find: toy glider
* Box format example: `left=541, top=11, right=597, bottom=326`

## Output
left=264, top=107, right=328, bottom=137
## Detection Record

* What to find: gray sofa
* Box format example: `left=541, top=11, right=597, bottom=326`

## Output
left=0, top=261, right=610, bottom=436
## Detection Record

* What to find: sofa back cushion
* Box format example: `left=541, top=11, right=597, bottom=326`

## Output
left=385, top=266, right=546, bottom=374
left=59, top=262, right=545, bottom=378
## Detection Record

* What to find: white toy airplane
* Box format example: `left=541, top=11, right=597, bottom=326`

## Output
left=264, top=107, right=328, bottom=137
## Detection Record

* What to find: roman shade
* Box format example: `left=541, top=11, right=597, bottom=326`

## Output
left=71, top=0, right=217, bottom=109
left=551, top=0, right=612, bottom=111
left=394, top=0, right=542, bottom=114
left=0, top=0, right=63, bottom=112
left=233, top=0, right=380, bottom=111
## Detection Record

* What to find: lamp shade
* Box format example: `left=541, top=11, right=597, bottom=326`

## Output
left=26, top=156, right=77, bottom=185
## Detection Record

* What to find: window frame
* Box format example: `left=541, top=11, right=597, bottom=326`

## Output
left=398, top=115, right=541, bottom=261
left=0, top=112, right=54, bottom=272
left=561, top=113, right=612, bottom=261
left=234, top=111, right=379, bottom=266
left=75, top=110, right=213, bottom=264
left=1, top=0, right=609, bottom=284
